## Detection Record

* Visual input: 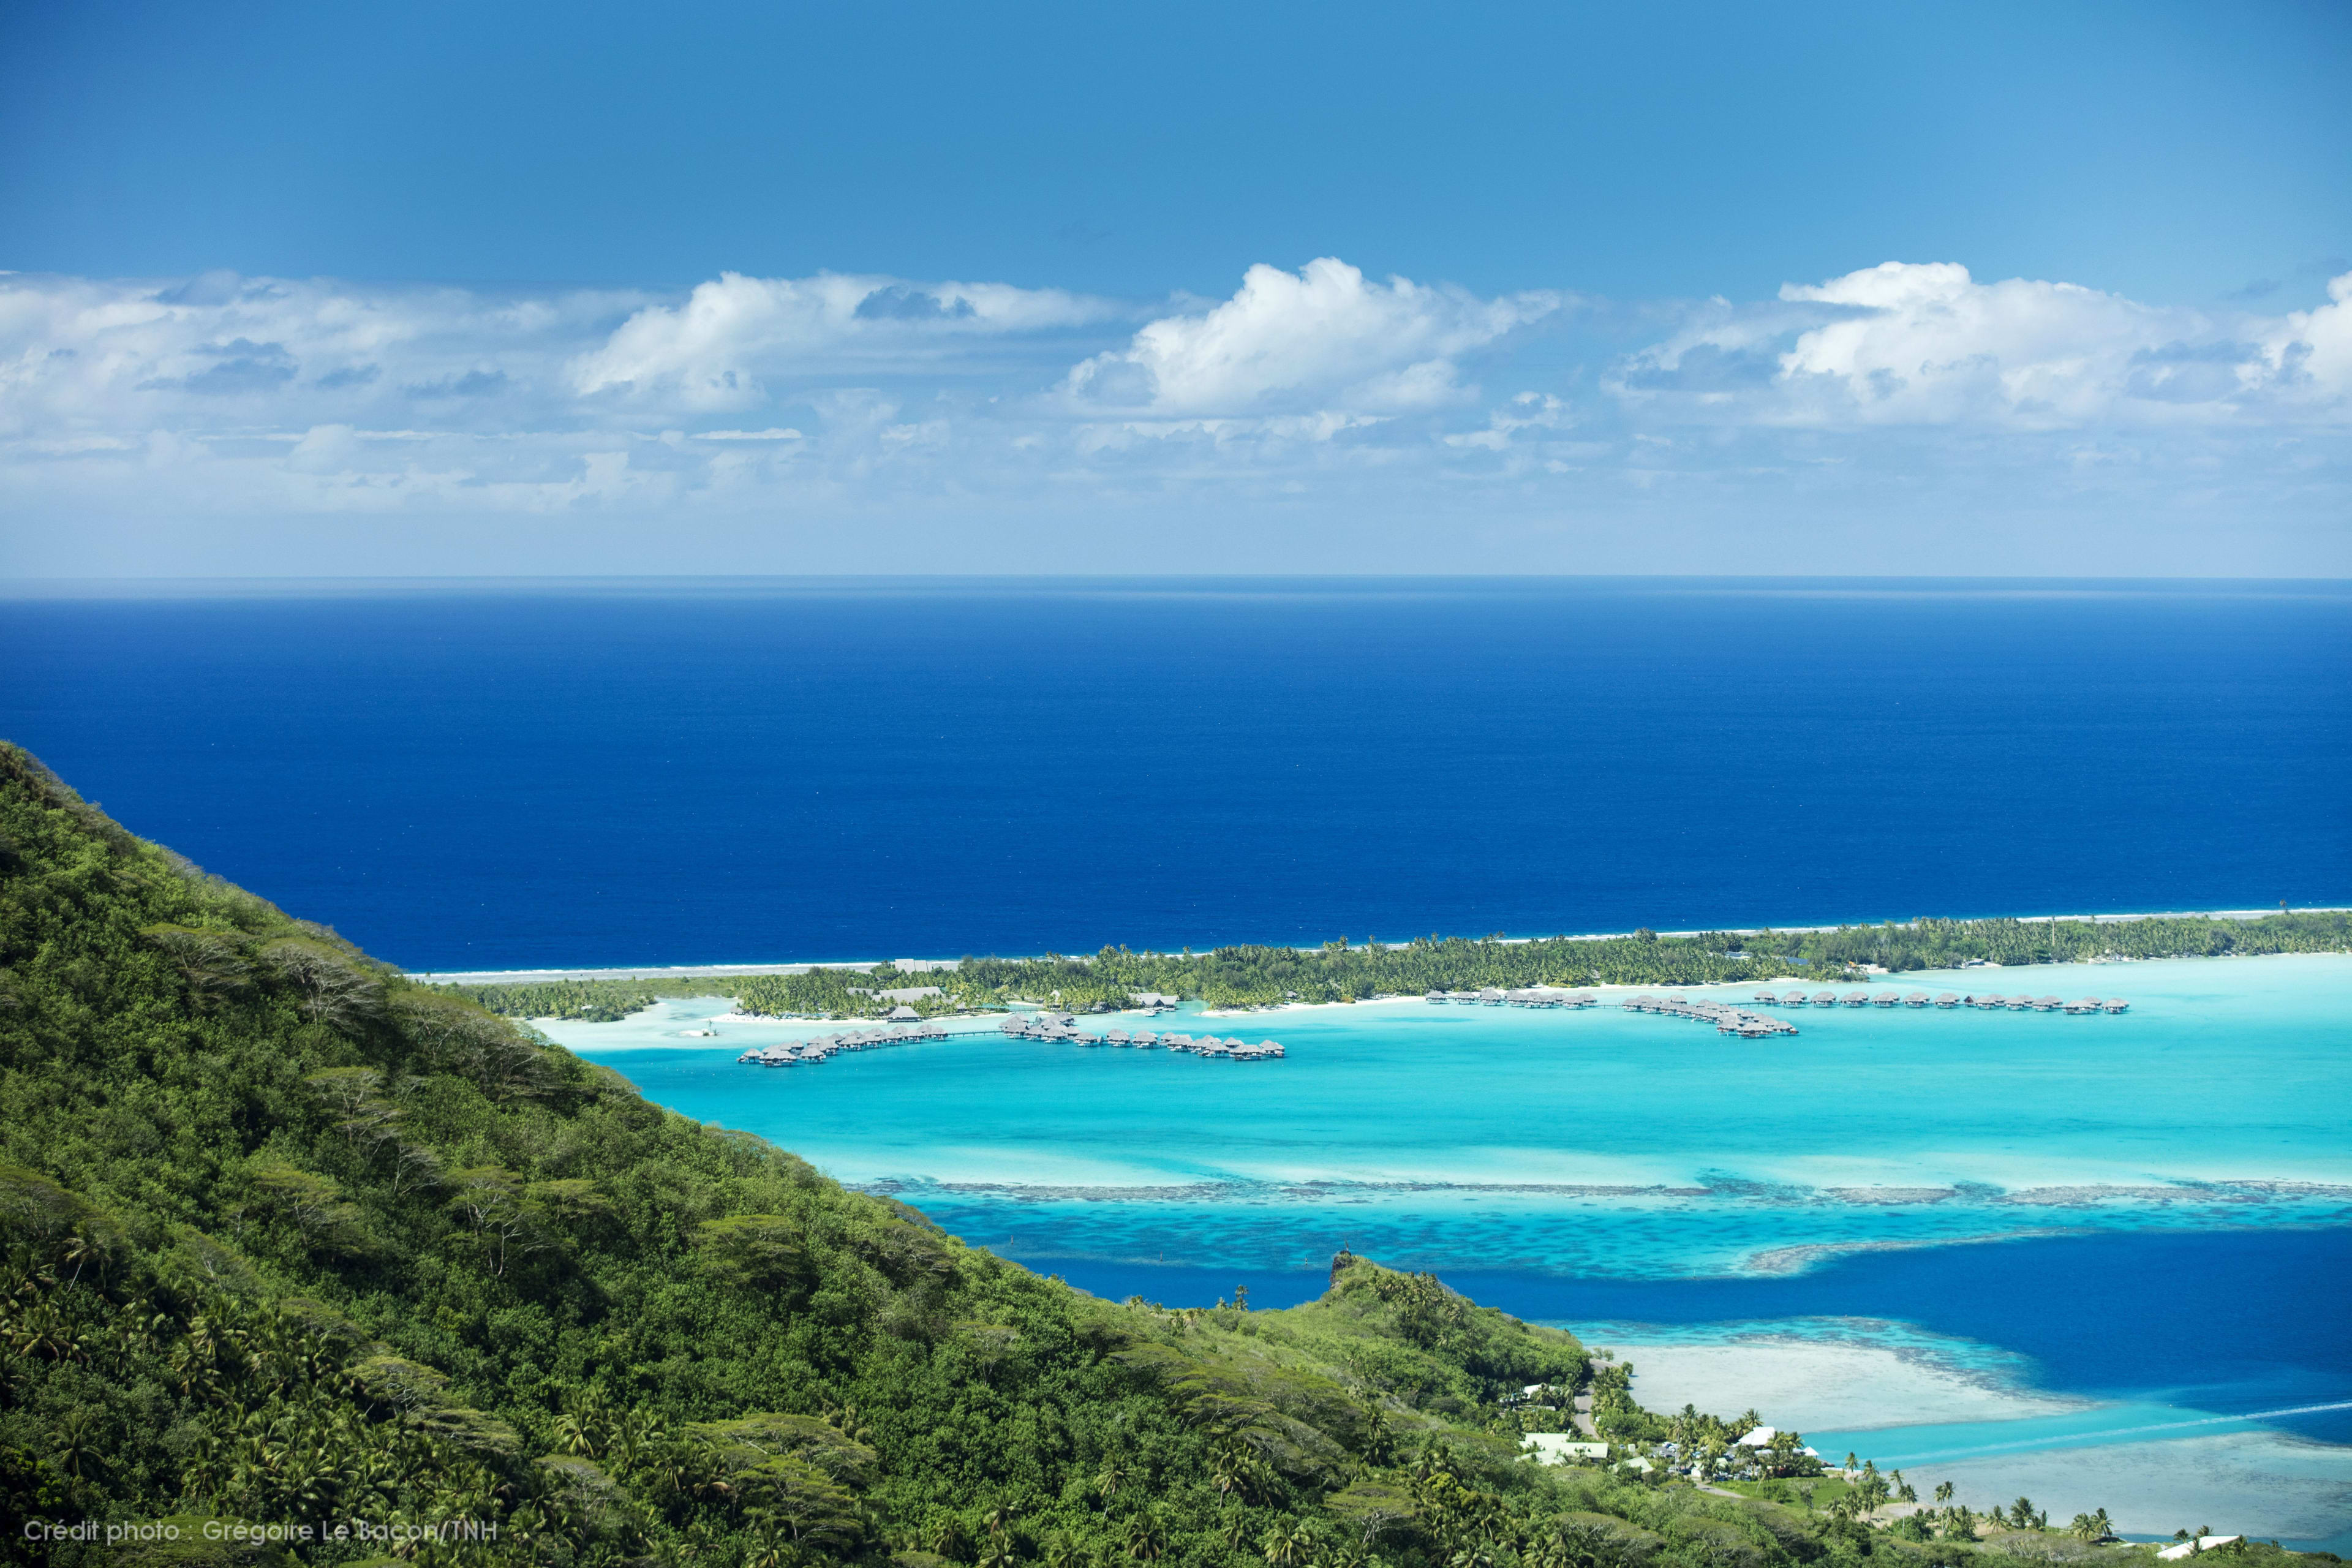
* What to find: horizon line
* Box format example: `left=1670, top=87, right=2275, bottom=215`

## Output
left=9, top=571, right=2352, bottom=603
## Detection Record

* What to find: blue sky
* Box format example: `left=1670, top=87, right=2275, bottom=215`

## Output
left=2, top=0, right=2348, bottom=576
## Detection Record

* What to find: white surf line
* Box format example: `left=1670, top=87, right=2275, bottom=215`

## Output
left=1862, top=1401, right=2352, bottom=1464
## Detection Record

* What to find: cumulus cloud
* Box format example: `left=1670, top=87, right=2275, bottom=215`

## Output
left=2264, top=271, right=2352, bottom=394
left=1065, top=257, right=1560, bottom=418
left=1616, top=260, right=2352, bottom=427
left=570, top=271, right=1121, bottom=408
left=0, top=260, right=2345, bottom=574
left=0, top=270, right=640, bottom=443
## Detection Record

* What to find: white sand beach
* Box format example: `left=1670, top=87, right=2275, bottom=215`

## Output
left=1590, top=1330, right=2084, bottom=1432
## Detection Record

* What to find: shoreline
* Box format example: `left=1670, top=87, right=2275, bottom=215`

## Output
left=403, top=905, right=2352, bottom=984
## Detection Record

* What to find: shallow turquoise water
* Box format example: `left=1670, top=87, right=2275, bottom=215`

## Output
left=559, top=952, right=2352, bottom=1548
left=559, top=954, right=2352, bottom=1280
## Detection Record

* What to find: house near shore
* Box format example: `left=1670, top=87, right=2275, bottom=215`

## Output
left=1521, top=1434, right=1611, bottom=1465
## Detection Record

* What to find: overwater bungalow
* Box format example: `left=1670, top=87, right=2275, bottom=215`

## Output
left=1903, top=991, right=1930, bottom=1006
left=1427, top=990, right=1449, bottom=1003
left=1871, top=991, right=1901, bottom=1008
left=1841, top=990, right=1869, bottom=1006
left=1477, top=988, right=1506, bottom=1005
left=2102, top=998, right=2130, bottom=1012
left=1810, top=990, right=1837, bottom=1005
left=1131, top=1031, right=1158, bottom=1047
left=1935, top=992, right=1959, bottom=1006
left=2064, top=997, right=2100, bottom=1014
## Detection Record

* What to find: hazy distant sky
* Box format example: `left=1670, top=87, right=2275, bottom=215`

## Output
left=4, top=0, right=2348, bottom=576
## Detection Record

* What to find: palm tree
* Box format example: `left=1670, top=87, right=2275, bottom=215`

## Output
left=1094, top=1463, right=1131, bottom=1507
left=1935, top=1482, right=1954, bottom=1505
left=1123, top=1513, right=1168, bottom=1564
left=553, top=1410, right=598, bottom=1458
left=743, top=1518, right=794, bottom=1568
left=1260, top=1521, right=1315, bottom=1568
left=1359, top=1400, right=1395, bottom=1464
left=56, top=1408, right=108, bottom=1482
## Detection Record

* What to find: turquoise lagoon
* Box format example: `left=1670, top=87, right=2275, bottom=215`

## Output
left=552, top=954, right=2352, bottom=1548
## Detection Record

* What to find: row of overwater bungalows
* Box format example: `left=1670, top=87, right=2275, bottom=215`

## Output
left=1747, top=990, right=2127, bottom=1014
left=737, top=1019, right=952, bottom=1066
left=1427, top=987, right=1602, bottom=1007
left=1622, top=995, right=1801, bottom=1038
left=998, top=1012, right=1285, bottom=1060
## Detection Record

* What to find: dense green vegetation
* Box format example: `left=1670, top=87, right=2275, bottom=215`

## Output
left=451, top=913, right=2351, bottom=1022
left=445, top=978, right=745, bottom=1024
left=913, top=913, right=2350, bottom=1014
left=0, top=743, right=2335, bottom=1568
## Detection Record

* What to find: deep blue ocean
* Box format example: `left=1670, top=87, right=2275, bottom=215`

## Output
left=6, top=578, right=2351, bottom=1544
left=1, top=579, right=2346, bottom=968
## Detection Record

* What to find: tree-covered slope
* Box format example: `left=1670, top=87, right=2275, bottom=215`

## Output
left=0, top=744, right=1595, bottom=1568
left=1, top=744, right=2332, bottom=1568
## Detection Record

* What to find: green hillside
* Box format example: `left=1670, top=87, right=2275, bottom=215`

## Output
left=0, top=743, right=2323, bottom=1568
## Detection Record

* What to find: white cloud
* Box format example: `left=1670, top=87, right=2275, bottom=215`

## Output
left=1615, top=261, right=2352, bottom=428
left=0, top=270, right=641, bottom=443
left=570, top=271, right=1120, bottom=408
left=0, top=260, right=2345, bottom=576
left=1065, top=257, right=1559, bottom=418
left=1443, top=391, right=1573, bottom=450
left=2264, top=270, right=2352, bottom=393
